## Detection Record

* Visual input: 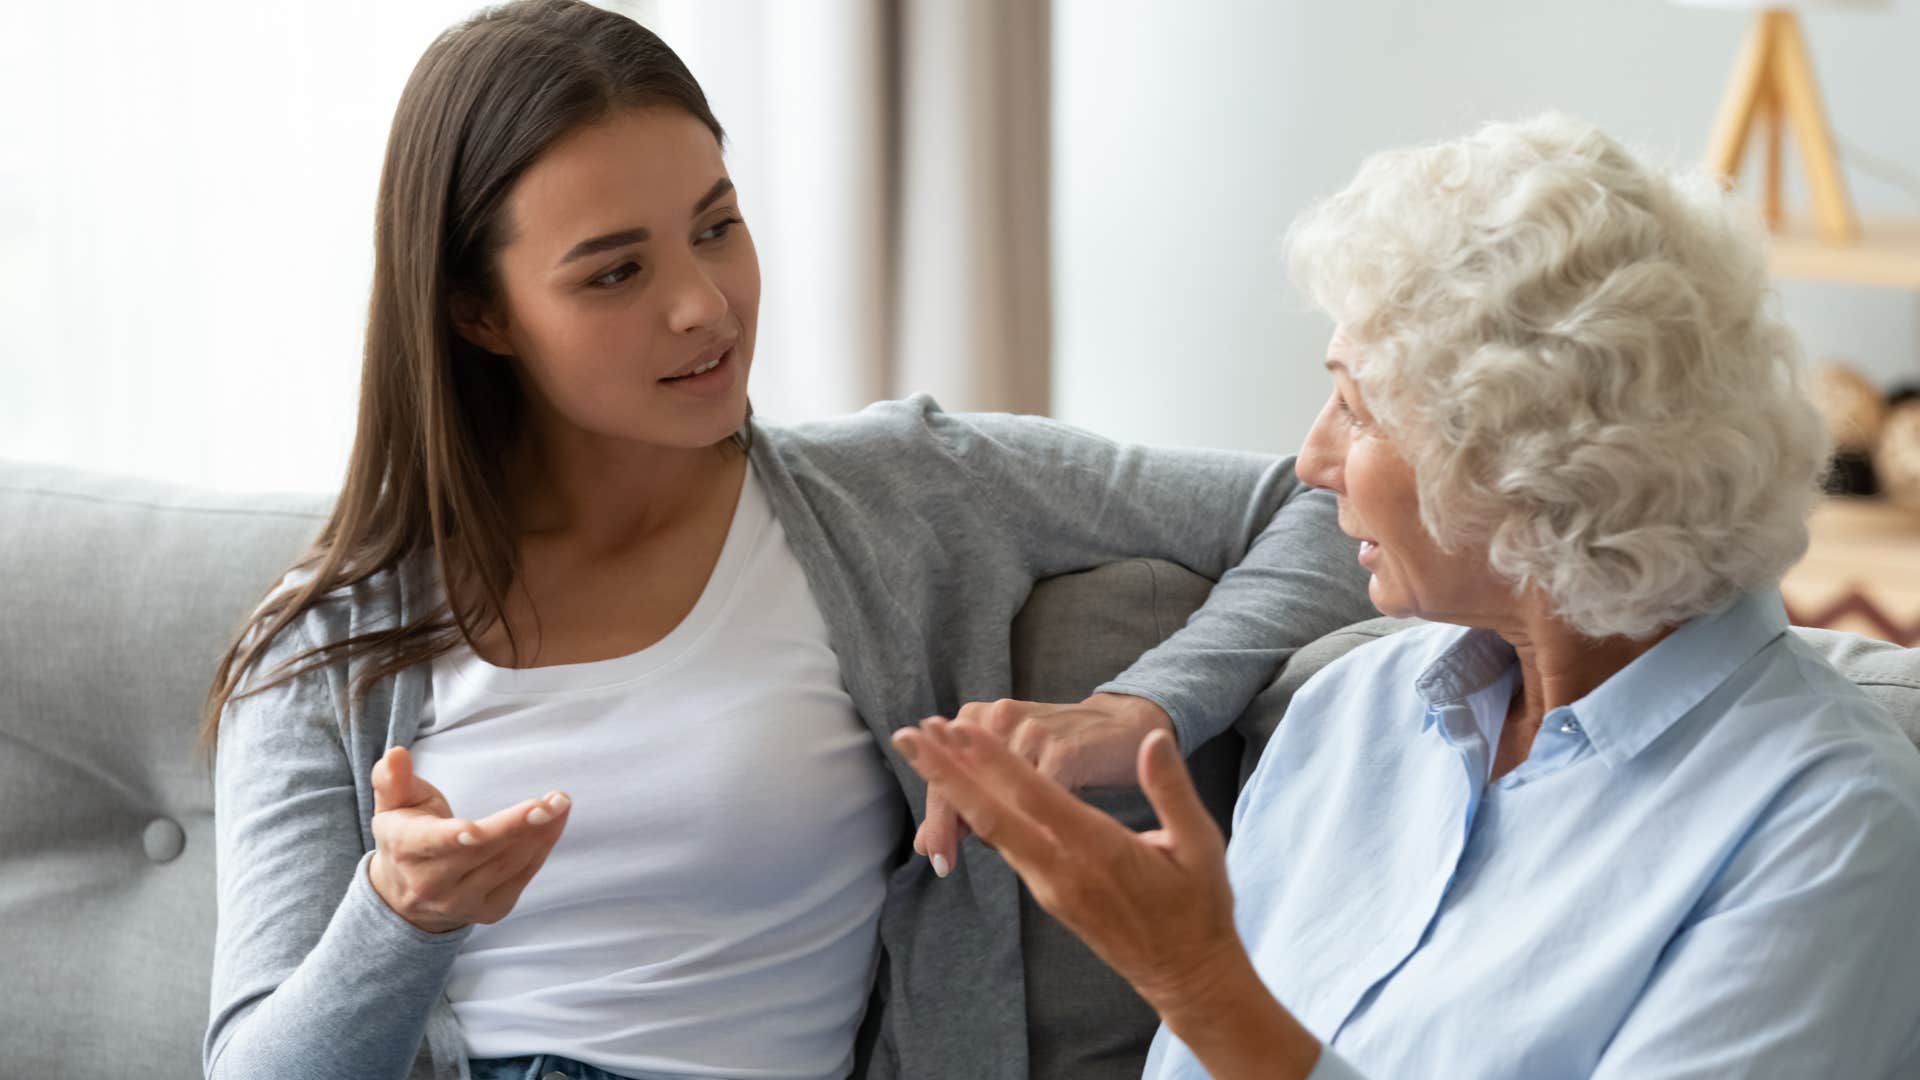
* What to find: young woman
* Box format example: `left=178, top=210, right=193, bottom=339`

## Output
left=200, top=3, right=1373, bottom=1079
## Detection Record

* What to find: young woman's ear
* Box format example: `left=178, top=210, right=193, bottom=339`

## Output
left=450, top=293, right=515, bottom=357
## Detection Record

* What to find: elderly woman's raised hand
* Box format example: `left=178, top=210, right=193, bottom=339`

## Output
left=894, top=719, right=1324, bottom=1077
left=896, top=717, right=1241, bottom=1010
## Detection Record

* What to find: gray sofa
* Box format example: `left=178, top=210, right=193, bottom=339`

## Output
left=4, top=460, right=1918, bottom=1079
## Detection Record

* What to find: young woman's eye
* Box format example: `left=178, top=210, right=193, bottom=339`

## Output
left=589, top=261, right=641, bottom=289
left=697, top=216, right=743, bottom=243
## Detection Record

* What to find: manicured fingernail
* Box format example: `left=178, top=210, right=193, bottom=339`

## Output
left=457, top=830, right=478, bottom=846
left=528, top=806, right=553, bottom=825
left=548, top=793, right=571, bottom=812
left=894, top=735, right=922, bottom=763
left=931, top=853, right=951, bottom=878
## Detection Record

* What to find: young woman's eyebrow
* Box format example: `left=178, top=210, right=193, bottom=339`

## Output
left=691, top=177, right=734, bottom=215
left=553, top=178, right=736, bottom=268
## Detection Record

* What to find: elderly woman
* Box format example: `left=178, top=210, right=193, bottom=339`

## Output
left=892, top=114, right=1920, bottom=1079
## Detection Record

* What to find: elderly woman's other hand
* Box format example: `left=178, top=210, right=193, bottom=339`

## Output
left=893, top=718, right=1323, bottom=1079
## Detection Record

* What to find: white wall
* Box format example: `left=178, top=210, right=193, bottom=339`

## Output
left=0, top=0, right=482, bottom=493
left=1052, top=0, right=1920, bottom=457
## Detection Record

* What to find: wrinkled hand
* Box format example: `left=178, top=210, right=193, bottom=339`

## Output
left=366, top=746, right=571, bottom=934
left=912, top=693, right=1172, bottom=876
left=893, top=717, right=1241, bottom=1013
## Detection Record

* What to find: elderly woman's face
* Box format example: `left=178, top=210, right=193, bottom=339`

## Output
left=1296, top=330, right=1511, bottom=626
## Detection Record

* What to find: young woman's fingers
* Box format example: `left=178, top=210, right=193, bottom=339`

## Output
left=376, top=806, right=484, bottom=862
left=939, top=719, right=1121, bottom=848
left=476, top=827, right=567, bottom=921
left=915, top=783, right=962, bottom=878
left=895, top=721, right=1060, bottom=874
left=371, top=746, right=407, bottom=814
left=456, top=820, right=555, bottom=898
left=372, top=746, right=453, bottom=818
left=462, top=791, right=572, bottom=848
left=1136, top=729, right=1224, bottom=865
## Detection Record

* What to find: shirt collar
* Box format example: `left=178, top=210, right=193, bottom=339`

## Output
left=1415, top=626, right=1519, bottom=722
left=1406, top=590, right=1790, bottom=762
left=1568, top=589, right=1789, bottom=768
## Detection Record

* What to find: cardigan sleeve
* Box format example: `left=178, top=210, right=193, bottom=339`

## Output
left=204, top=620, right=470, bottom=1080
left=910, top=396, right=1377, bottom=751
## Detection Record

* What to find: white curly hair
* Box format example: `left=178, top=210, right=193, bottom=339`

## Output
left=1286, top=113, right=1829, bottom=640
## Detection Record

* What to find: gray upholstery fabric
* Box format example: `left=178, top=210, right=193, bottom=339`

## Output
left=1008, top=559, right=1238, bottom=1080
left=1794, top=626, right=1920, bottom=745
left=1233, top=616, right=1422, bottom=778
left=5, top=460, right=1918, bottom=1079
left=0, top=463, right=328, bottom=1079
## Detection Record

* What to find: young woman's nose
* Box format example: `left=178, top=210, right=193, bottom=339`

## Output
left=662, top=253, right=728, bottom=335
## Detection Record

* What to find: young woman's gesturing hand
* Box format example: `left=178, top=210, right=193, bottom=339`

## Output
left=366, top=746, right=572, bottom=934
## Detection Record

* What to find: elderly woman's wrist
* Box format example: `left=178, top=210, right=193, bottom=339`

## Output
left=1152, top=944, right=1321, bottom=1080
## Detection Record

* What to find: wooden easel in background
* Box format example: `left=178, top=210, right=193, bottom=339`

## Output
left=1707, top=8, right=1859, bottom=243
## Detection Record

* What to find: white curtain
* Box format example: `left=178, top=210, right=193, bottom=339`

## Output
left=0, top=0, right=1051, bottom=493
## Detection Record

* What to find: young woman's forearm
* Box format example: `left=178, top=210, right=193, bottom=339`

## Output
left=206, top=853, right=466, bottom=1079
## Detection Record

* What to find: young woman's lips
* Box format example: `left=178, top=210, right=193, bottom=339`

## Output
left=658, top=347, right=737, bottom=397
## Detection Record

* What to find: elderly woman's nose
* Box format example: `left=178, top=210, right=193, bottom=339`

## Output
left=1296, top=404, right=1346, bottom=493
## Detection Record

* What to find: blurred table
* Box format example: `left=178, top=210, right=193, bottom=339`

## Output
left=1781, top=497, right=1920, bottom=647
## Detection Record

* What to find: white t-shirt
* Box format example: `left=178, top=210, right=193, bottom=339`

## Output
left=412, top=465, right=901, bottom=1079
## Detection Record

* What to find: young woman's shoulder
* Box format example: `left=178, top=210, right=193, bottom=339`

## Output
left=754, top=393, right=1124, bottom=482
left=766, top=391, right=1110, bottom=452
left=238, top=556, right=416, bottom=681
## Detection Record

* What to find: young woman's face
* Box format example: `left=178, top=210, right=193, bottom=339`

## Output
left=466, top=106, right=759, bottom=451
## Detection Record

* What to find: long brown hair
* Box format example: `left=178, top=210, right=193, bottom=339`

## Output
left=203, top=0, right=730, bottom=748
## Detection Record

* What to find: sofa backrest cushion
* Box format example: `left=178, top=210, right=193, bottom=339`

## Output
left=0, top=462, right=327, bottom=1077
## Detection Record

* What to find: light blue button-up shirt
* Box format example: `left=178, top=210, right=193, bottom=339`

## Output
left=1145, top=591, right=1920, bottom=1079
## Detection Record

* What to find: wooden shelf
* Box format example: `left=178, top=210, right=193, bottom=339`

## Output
left=1780, top=497, right=1920, bottom=645
left=1767, top=218, right=1920, bottom=290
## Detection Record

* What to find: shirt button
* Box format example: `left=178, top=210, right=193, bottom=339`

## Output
left=1560, top=717, right=1582, bottom=736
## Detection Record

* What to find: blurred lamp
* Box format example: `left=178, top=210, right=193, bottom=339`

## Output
left=1677, top=0, right=1890, bottom=243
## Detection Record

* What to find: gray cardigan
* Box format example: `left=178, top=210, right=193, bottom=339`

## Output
left=205, top=396, right=1374, bottom=1080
